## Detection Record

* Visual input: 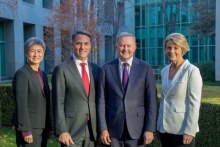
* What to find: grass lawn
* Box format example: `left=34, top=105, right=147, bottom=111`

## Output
left=0, top=127, right=60, bottom=147
left=0, top=82, right=219, bottom=146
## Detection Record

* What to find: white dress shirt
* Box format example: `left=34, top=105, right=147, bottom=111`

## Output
left=72, top=54, right=90, bottom=81
left=118, top=57, right=133, bottom=83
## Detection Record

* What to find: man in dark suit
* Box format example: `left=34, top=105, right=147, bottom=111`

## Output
left=52, top=30, right=100, bottom=147
left=97, top=32, right=158, bottom=147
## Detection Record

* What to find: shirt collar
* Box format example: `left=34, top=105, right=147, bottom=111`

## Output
left=72, top=53, right=88, bottom=65
left=118, top=57, right=133, bottom=67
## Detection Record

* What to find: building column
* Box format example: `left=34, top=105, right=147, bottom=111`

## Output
left=35, top=25, right=46, bottom=70
left=216, top=0, right=220, bottom=81
left=10, top=20, right=24, bottom=77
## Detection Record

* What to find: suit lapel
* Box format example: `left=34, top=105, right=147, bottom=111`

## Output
left=41, top=73, right=49, bottom=96
left=162, top=65, right=173, bottom=99
left=26, top=64, right=46, bottom=97
left=88, top=63, right=95, bottom=98
left=170, top=60, right=190, bottom=87
left=164, top=60, right=190, bottom=99
left=66, top=58, right=88, bottom=98
left=163, top=66, right=171, bottom=96
left=110, top=59, right=123, bottom=93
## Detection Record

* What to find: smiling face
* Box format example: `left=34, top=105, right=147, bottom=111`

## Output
left=165, top=40, right=184, bottom=63
left=72, top=34, right=91, bottom=62
left=116, top=36, right=137, bottom=62
left=26, top=44, right=45, bottom=66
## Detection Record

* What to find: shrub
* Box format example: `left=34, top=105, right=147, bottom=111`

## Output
left=196, top=101, right=220, bottom=146
left=194, top=61, right=215, bottom=82
left=0, top=84, right=53, bottom=128
left=0, top=85, right=14, bottom=127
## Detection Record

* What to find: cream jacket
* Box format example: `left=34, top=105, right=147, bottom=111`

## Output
left=157, top=60, right=202, bottom=137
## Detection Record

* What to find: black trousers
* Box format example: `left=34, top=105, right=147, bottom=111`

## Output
left=159, top=132, right=195, bottom=147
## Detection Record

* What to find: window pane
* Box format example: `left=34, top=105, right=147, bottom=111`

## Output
left=135, top=6, right=141, bottom=26
left=23, top=0, right=34, bottom=4
left=0, top=22, right=5, bottom=76
left=158, top=47, right=164, bottom=65
left=149, top=48, right=156, bottom=65
left=43, top=0, right=53, bottom=9
left=209, top=46, right=215, bottom=61
left=190, top=47, right=199, bottom=63
left=200, top=46, right=208, bottom=61
left=0, top=43, right=5, bottom=76
left=149, top=5, right=157, bottom=25
left=142, top=48, right=146, bottom=61
left=135, top=49, right=141, bottom=59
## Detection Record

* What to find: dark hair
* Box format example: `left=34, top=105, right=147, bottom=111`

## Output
left=72, top=30, right=92, bottom=42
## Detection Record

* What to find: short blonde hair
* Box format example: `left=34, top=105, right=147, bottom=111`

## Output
left=164, top=33, right=190, bottom=55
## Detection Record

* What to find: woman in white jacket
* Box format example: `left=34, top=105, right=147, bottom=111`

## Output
left=157, top=33, right=202, bottom=147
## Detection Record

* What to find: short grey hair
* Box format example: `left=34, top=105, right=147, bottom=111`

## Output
left=116, top=32, right=136, bottom=44
left=24, top=37, right=46, bottom=53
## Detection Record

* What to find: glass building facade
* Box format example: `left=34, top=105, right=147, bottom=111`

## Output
left=0, top=22, right=5, bottom=76
left=135, top=0, right=215, bottom=67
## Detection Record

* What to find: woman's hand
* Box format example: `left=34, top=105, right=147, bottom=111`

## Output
left=182, top=134, right=193, bottom=144
left=24, top=134, right=33, bottom=144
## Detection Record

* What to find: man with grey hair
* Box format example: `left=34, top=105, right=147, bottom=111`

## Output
left=97, top=32, right=158, bottom=146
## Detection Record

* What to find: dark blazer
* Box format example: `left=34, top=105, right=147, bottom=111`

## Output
left=12, top=63, right=51, bottom=131
left=97, top=58, right=158, bottom=139
left=52, top=57, right=100, bottom=141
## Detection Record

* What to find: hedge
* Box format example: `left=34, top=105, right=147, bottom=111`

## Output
left=197, top=98, right=220, bottom=146
left=194, top=61, right=215, bottom=82
left=0, top=85, right=220, bottom=146
left=0, top=85, right=14, bottom=127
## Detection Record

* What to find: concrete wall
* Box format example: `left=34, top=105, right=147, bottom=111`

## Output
left=215, top=0, right=220, bottom=81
